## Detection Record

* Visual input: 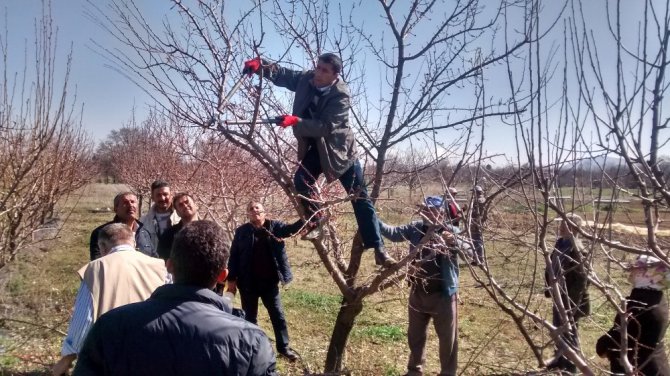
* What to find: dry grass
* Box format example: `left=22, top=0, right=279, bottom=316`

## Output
left=0, top=184, right=667, bottom=375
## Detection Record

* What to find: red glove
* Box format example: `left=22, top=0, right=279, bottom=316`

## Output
left=242, top=57, right=261, bottom=75
left=278, top=115, right=300, bottom=128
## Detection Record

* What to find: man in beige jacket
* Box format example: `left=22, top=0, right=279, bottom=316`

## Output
left=52, top=223, right=167, bottom=375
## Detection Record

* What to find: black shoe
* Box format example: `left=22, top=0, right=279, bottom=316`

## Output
left=545, top=356, right=576, bottom=374
left=278, top=347, right=298, bottom=362
left=374, top=247, right=396, bottom=267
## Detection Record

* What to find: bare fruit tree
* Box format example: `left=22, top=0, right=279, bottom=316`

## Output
left=0, top=3, right=95, bottom=269
left=89, top=0, right=545, bottom=372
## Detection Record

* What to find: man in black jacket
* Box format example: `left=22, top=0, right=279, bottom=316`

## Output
left=157, top=192, right=200, bottom=260
left=74, top=220, right=277, bottom=376
left=227, top=201, right=303, bottom=362
left=596, top=255, right=670, bottom=375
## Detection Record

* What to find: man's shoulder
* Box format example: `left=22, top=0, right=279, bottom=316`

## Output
left=332, top=78, right=350, bottom=96
left=96, top=296, right=267, bottom=340
left=91, top=220, right=115, bottom=235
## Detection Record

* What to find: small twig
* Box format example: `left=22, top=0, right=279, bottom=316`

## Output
left=0, top=316, right=67, bottom=336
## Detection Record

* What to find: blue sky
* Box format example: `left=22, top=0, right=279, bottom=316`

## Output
left=2, top=0, right=666, bottom=163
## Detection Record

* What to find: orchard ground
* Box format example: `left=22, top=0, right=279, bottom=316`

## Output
left=0, top=183, right=666, bottom=375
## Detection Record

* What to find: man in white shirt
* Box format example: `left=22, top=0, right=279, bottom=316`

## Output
left=139, top=180, right=180, bottom=250
left=51, top=223, right=167, bottom=375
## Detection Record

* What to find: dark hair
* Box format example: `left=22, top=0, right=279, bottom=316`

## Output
left=150, top=180, right=170, bottom=193
left=171, top=220, right=229, bottom=287
left=318, top=53, right=342, bottom=74
left=173, top=192, right=192, bottom=205
left=113, top=192, right=136, bottom=208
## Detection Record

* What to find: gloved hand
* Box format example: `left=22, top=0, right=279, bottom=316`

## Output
left=277, top=115, right=300, bottom=128
left=242, top=57, right=262, bottom=75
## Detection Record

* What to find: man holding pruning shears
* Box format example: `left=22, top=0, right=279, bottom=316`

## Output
left=242, top=53, right=395, bottom=267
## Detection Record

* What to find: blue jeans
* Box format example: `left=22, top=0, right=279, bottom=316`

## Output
left=294, top=147, right=382, bottom=249
left=240, top=283, right=290, bottom=352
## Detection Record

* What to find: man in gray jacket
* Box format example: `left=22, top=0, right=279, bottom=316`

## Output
left=243, top=53, right=394, bottom=266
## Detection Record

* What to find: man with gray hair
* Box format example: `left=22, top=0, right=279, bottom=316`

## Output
left=52, top=223, right=167, bottom=375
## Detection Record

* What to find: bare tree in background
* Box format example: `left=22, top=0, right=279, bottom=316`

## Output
left=89, top=0, right=544, bottom=372
left=0, top=2, right=95, bottom=270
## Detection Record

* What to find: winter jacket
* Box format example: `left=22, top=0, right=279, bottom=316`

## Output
left=228, top=219, right=303, bottom=287
left=596, top=288, right=670, bottom=375
left=156, top=221, right=184, bottom=260
left=139, top=205, right=181, bottom=250
left=89, top=217, right=155, bottom=260
left=545, top=237, right=590, bottom=320
left=378, top=220, right=463, bottom=297
left=73, top=284, right=277, bottom=376
left=265, top=64, right=356, bottom=182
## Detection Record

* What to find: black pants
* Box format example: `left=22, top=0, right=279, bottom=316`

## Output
left=240, top=283, right=290, bottom=352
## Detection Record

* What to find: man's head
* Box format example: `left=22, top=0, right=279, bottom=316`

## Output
left=419, top=196, right=446, bottom=224
left=168, top=220, right=229, bottom=288
left=246, top=201, right=266, bottom=227
left=173, top=193, right=198, bottom=221
left=313, top=53, right=342, bottom=88
left=150, top=180, right=172, bottom=214
left=556, top=213, right=583, bottom=238
left=113, top=192, right=138, bottom=222
left=472, top=185, right=484, bottom=195
left=97, top=223, right=135, bottom=256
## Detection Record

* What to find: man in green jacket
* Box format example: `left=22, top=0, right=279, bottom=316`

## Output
left=243, top=53, right=394, bottom=266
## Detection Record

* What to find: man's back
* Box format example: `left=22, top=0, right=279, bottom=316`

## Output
left=74, top=284, right=277, bottom=376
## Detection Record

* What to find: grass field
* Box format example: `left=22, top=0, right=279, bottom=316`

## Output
left=0, top=183, right=667, bottom=375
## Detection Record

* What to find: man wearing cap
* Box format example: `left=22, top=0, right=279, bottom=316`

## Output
left=596, top=255, right=670, bottom=375
left=378, top=195, right=466, bottom=376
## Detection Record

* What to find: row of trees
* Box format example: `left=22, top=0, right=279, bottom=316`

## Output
left=80, top=0, right=670, bottom=374
left=0, top=3, right=95, bottom=270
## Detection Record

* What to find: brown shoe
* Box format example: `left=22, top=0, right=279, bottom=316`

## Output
left=374, top=247, right=396, bottom=267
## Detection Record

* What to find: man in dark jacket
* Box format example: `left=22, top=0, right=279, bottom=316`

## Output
left=89, top=192, right=155, bottom=260
left=243, top=53, right=395, bottom=267
left=157, top=192, right=199, bottom=260
left=596, top=255, right=670, bottom=375
left=544, top=213, right=590, bottom=373
left=73, top=220, right=277, bottom=376
left=227, top=201, right=303, bottom=362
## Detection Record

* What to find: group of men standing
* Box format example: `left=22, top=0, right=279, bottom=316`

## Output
left=51, top=52, right=495, bottom=376
left=46, top=50, right=670, bottom=376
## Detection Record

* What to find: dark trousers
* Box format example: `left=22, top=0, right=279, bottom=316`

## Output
left=551, top=305, right=580, bottom=372
left=294, top=147, right=382, bottom=249
left=471, top=233, right=484, bottom=261
left=240, top=283, right=290, bottom=352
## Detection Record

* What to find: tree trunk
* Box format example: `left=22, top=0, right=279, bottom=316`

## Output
left=324, top=298, right=364, bottom=373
